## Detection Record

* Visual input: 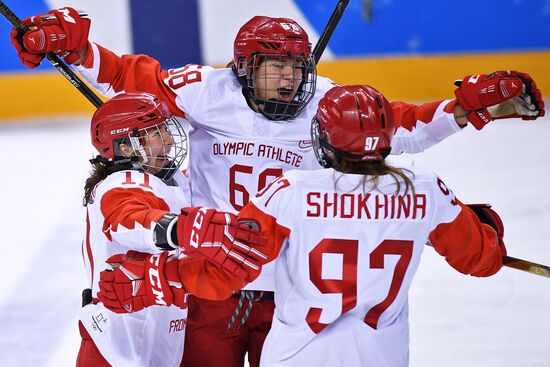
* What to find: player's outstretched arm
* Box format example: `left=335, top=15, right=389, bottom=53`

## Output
left=8, top=6, right=184, bottom=115
left=453, top=70, right=545, bottom=130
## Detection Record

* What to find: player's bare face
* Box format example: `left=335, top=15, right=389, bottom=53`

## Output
left=254, top=57, right=303, bottom=103
left=142, top=124, right=175, bottom=172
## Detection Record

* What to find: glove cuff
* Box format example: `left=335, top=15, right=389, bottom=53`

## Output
left=466, top=203, right=504, bottom=238
left=154, top=213, right=179, bottom=250
left=467, top=109, right=493, bottom=130
left=177, top=207, right=214, bottom=252
left=454, top=74, right=486, bottom=111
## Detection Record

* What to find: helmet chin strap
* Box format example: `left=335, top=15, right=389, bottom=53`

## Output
left=246, top=88, right=302, bottom=120
left=250, top=98, right=297, bottom=121
left=155, top=164, right=178, bottom=184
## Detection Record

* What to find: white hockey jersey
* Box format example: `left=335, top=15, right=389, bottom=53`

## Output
left=80, top=169, right=191, bottom=367
left=239, top=167, right=504, bottom=367
left=76, top=43, right=463, bottom=291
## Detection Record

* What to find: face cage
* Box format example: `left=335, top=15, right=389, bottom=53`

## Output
left=245, top=54, right=317, bottom=121
left=311, top=116, right=331, bottom=168
left=128, top=116, right=188, bottom=181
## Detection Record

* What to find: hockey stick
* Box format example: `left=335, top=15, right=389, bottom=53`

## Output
left=0, top=0, right=103, bottom=107
left=426, top=241, right=550, bottom=279
left=502, top=256, right=550, bottom=278
left=312, top=0, right=350, bottom=64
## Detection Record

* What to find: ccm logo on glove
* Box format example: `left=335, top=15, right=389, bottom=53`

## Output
left=149, top=254, right=167, bottom=306
left=190, top=207, right=208, bottom=248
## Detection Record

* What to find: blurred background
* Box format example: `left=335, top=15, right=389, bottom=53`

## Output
left=0, top=0, right=549, bottom=118
left=0, top=1, right=549, bottom=366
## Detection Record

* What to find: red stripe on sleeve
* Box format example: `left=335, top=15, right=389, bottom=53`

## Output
left=100, top=187, right=170, bottom=241
left=391, top=101, right=444, bottom=132
left=93, top=44, right=184, bottom=117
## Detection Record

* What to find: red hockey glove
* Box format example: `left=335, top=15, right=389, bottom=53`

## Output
left=504, top=71, right=545, bottom=120
left=9, top=28, right=44, bottom=68
left=11, top=7, right=90, bottom=67
left=454, top=70, right=544, bottom=130
left=177, top=207, right=268, bottom=282
left=467, top=203, right=507, bottom=256
left=97, top=251, right=186, bottom=314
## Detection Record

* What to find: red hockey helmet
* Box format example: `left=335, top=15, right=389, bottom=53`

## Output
left=234, top=16, right=312, bottom=70
left=233, top=16, right=316, bottom=120
left=312, top=85, right=395, bottom=168
left=91, top=92, right=188, bottom=180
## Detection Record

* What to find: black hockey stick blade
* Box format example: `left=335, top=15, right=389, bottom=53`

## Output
left=312, top=0, right=350, bottom=64
left=0, top=0, right=103, bottom=107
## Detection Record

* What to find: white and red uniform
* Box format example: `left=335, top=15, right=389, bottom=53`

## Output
left=79, top=169, right=191, bottom=367
left=239, top=167, right=504, bottom=367
left=75, top=43, right=464, bottom=366
left=76, top=42, right=463, bottom=292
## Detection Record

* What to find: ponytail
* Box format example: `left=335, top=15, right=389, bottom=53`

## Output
left=83, top=156, right=134, bottom=206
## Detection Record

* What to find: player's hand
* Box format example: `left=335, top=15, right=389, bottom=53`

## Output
left=10, top=7, right=90, bottom=68
left=97, top=251, right=186, bottom=314
left=10, top=27, right=44, bottom=68
left=467, top=203, right=507, bottom=256
left=177, top=207, right=268, bottom=282
left=454, top=70, right=545, bottom=130
left=487, top=71, right=545, bottom=121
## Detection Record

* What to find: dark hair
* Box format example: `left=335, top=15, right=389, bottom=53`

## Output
left=332, top=158, right=415, bottom=197
left=83, top=158, right=135, bottom=206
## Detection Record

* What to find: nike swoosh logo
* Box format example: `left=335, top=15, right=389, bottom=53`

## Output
left=298, top=140, right=313, bottom=149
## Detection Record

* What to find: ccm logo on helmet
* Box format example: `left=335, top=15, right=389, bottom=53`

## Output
left=190, top=208, right=209, bottom=248
left=148, top=254, right=167, bottom=306
left=110, top=127, right=130, bottom=135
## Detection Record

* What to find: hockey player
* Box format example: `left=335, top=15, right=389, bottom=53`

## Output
left=78, top=92, right=266, bottom=367
left=238, top=85, right=508, bottom=366
left=10, top=8, right=544, bottom=367
left=98, top=85, right=508, bottom=366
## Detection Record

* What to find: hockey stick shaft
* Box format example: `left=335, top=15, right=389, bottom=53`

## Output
left=502, top=256, right=550, bottom=278
left=426, top=241, right=550, bottom=278
left=0, top=0, right=103, bottom=107
left=312, top=0, right=350, bottom=64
